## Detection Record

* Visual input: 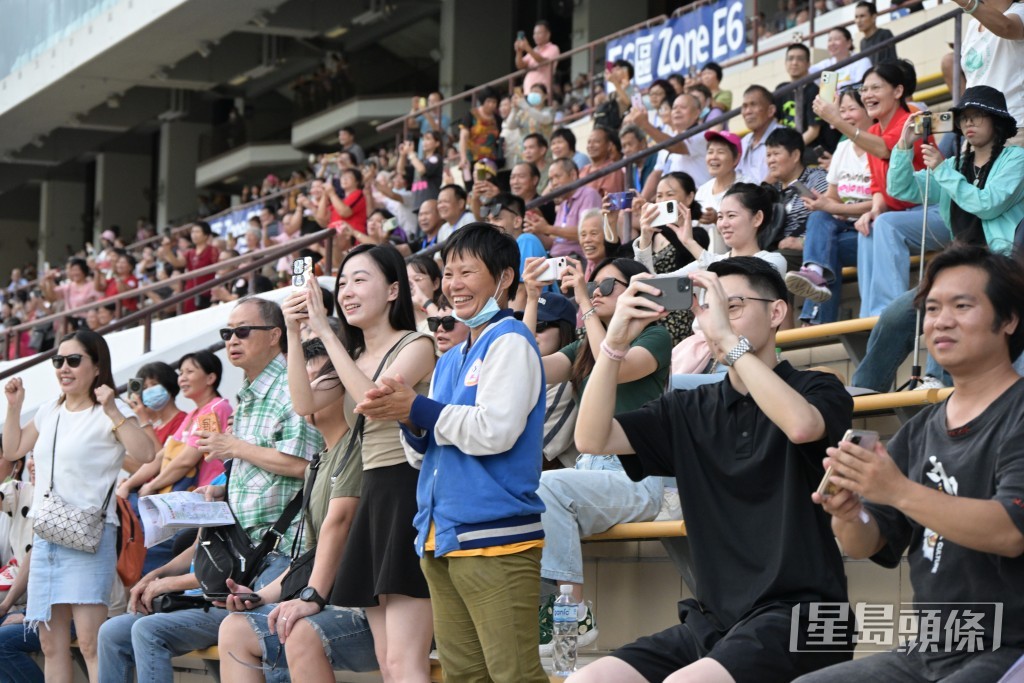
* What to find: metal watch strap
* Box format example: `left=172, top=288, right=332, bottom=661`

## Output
left=724, top=336, right=753, bottom=367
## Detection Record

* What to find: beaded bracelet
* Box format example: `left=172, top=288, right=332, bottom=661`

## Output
left=600, top=339, right=628, bottom=362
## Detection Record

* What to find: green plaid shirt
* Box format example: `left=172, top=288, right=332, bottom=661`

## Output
left=229, top=354, right=324, bottom=549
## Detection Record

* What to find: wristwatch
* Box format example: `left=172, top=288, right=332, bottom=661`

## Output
left=723, top=336, right=753, bottom=367
left=298, top=586, right=326, bottom=609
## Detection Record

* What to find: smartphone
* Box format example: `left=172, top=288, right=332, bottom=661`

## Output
left=517, top=30, right=526, bottom=41
left=810, top=145, right=826, bottom=160
left=127, top=377, right=144, bottom=395
left=790, top=180, right=816, bottom=199
left=204, top=592, right=262, bottom=603
left=475, top=167, right=490, bottom=182
left=605, top=60, right=614, bottom=73
left=650, top=200, right=679, bottom=228
left=418, top=96, right=427, bottom=109
left=607, top=191, right=634, bottom=211
left=913, top=111, right=954, bottom=136
left=816, top=429, right=880, bottom=497
left=637, top=275, right=693, bottom=312
left=291, top=256, right=313, bottom=288
left=538, top=257, right=567, bottom=282
left=819, top=71, right=838, bottom=105
left=631, top=92, right=645, bottom=112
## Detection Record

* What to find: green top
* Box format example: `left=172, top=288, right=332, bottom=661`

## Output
left=304, top=430, right=363, bottom=549
left=559, top=324, right=672, bottom=415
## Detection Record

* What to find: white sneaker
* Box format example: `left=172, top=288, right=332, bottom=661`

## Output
left=916, top=375, right=946, bottom=390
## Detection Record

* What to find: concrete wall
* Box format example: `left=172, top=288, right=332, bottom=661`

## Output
left=39, top=179, right=88, bottom=267
left=94, top=152, right=152, bottom=240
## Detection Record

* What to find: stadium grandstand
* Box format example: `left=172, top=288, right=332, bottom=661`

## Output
left=0, top=0, right=1022, bottom=681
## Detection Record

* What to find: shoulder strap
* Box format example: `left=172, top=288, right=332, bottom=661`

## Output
left=289, top=450, right=322, bottom=559
left=253, top=487, right=304, bottom=557
left=47, top=412, right=60, bottom=493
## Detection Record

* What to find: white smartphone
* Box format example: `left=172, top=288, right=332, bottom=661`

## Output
left=291, top=256, right=313, bottom=288
left=819, top=71, right=838, bottom=105
left=538, top=257, right=567, bottom=282
left=650, top=200, right=680, bottom=228
left=631, top=92, right=645, bottom=112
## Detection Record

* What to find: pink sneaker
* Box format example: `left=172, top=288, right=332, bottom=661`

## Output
left=785, top=267, right=832, bottom=303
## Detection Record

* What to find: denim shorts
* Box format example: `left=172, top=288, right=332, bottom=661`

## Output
left=26, top=523, right=117, bottom=628
left=239, top=604, right=377, bottom=679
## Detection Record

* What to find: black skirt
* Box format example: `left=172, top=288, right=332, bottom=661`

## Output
left=329, top=462, right=429, bottom=607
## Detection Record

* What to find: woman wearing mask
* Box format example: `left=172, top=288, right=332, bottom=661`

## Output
left=407, top=255, right=443, bottom=333
left=509, top=83, right=556, bottom=153
left=123, top=362, right=186, bottom=460
left=635, top=182, right=788, bottom=278
left=522, top=255, right=671, bottom=651
left=3, top=330, right=155, bottom=682
left=786, top=87, right=874, bottom=325
left=285, top=244, right=436, bottom=683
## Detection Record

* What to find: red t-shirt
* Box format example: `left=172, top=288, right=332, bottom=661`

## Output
left=184, top=245, right=219, bottom=313
left=342, top=189, right=367, bottom=234
left=868, top=106, right=928, bottom=211
left=155, top=410, right=187, bottom=447
left=105, top=275, right=140, bottom=312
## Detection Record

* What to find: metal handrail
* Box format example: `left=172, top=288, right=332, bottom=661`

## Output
left=0, top=229, right=335, bottom=379
left=374, top=14, right=670, bottom=136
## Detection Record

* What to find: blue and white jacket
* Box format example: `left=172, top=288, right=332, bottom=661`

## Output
left=401, top=311, right=546, bottom=557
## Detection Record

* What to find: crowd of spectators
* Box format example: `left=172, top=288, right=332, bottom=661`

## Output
left=2, top=4, right=1024, bottom=681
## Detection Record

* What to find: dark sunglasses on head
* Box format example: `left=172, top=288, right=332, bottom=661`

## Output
left=534, top=321, right=552, bottom=333
left=219, top=325, right=276, bottom=341
left=587, top=277, right=629, bottom=298
left=485, top=202, right=520, bottom=219
left=427, top=316, right=458, bottom=333
left=52, top=354, right=84, bottom=369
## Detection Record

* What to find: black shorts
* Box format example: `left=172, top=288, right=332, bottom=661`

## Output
left=613, top=599, right=854, bottom=683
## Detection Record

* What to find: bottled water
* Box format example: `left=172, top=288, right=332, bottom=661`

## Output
left=551, top=584, right=578, bottom=677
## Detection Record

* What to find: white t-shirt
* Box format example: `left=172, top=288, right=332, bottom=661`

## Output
left=656, top=133, right=710, bottom=186
left=826, top=139, right=872, bottom=204
left=962, top=5, right=1024, bottom=128
left=695, top=173, right=752, bottom=254
left=32, top=398, right=135, bottom=524
left=384, top=191, right=417, bottom=233
left=811, top=55, right=872, bottom=89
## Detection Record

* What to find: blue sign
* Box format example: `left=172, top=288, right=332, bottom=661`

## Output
left=606, top=0, right=747, bottom=90
left=209, top=202, right=262, bottom=239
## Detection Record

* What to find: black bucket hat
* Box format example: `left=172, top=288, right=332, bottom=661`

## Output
left=950, top=85, right=1018, bottom=131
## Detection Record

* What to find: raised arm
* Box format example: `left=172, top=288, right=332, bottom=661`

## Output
left=2, top=379, right=37, bottom=461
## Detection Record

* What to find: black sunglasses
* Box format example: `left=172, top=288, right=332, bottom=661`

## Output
left=427, top=316, right=458, bottom=333
left=219, top=325, right=276, bottom=341
left=586, top=277, right=629, bottom=298
left=485, top=202, right=520, bottom=219
left=52, top=354, right=85, bottom=369
left=534, top=321, right=552, bottom=333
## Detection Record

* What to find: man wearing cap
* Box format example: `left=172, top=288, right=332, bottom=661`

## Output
left=486, top=192, right=547, bottom=310
left=696, top=129, right=750, bottom=253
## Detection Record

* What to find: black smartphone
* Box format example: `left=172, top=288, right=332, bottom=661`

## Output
left=638, top=275, right=693, bottom=312
left=204, top=592, right=262, bottom=603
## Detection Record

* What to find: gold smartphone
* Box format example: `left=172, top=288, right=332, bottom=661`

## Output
left=819, top=71, right=838, bottom=105
left=816, top=429, right=879, bottom=497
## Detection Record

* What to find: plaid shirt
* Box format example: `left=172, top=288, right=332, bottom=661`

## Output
left=229, top=354, right=324, bottom=548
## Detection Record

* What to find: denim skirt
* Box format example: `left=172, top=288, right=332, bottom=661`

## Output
left=26, top=523, right=117, bottom=628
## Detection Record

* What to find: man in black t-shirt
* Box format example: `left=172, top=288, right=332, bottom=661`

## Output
left=798, top=244, right=1024, bottom=683
left=569, top=257, right=854, bottom=683
left=775, top=44, right=840, bottom=161
left=855, top=2, right=897, bottom=66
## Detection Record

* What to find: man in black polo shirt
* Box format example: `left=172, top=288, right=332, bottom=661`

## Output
left=569, top=257, right=854, bottom=683
left=797, top=244, right=1024, bottom=683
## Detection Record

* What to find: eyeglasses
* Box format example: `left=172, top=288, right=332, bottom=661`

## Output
left=586, top=277, right=629, bottom=298
left=700, top=295, right=776, bottom=320
left=484, top=202, right=520, bottom=219
left=427, top=316, right=458, bottom=332
left=856, top=84, right=887, bottom=95
left=219, top=325, right=276, bottom=341
left=52, top=354, right=84, bottom=369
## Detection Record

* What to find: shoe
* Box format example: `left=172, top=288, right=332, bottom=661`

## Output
left=785, top=268, right=832, bottom=303
left=539, top=595, right=600, bottom=656
left=916, top=375, right=946, bottom=390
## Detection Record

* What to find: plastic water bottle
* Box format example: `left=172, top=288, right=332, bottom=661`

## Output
left=551, top=584, right=578, bottom=677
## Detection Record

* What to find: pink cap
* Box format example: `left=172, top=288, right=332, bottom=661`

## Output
left=704, top=130, right=742, bottom=158
left=101, top=230, right=116, bottom=242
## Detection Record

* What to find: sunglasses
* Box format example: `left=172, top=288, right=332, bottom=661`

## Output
left=52, top=354, right=85, bottom=369
left=485, top=202, right=520, bottom=219
left=427, top=316, right=458, bottom=333
left=219, top=325, right=276, bottom=341
left=586, top=277, right=629, bottom=298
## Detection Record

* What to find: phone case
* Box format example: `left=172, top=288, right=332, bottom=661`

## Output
left=638, top=276, right=693, bottom=312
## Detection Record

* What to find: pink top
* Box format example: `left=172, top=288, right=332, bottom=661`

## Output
left=174, top=396, right=234, bottom=487
left=523, top=42, right=560, bottom=94
left=56, top=281, right=99, bottom=312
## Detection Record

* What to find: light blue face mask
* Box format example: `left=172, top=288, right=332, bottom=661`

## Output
left=454, top=278, right=505, bottom=328
left=526, top=92, right=543, bottom=107
left=141, top=384, right=171, bottom=410
left=700, top=106, right=711, bottom=119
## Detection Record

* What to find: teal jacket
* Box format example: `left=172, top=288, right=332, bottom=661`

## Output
left=887, top=144, right=1024, bottom=253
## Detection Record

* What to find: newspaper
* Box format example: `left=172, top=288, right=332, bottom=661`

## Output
left=137, top=491, right=233, bottom=548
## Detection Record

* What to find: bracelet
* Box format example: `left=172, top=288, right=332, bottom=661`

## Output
left=581, top=306, right=598, bottom=322
left=111, top=416, right=128, bottom=433
left=964, top=0, right=979, bottom=14
left=600, top=339, right=628, bottom=362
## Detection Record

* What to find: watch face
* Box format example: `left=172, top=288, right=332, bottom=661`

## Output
left=299, top=586, right=314, bottom=601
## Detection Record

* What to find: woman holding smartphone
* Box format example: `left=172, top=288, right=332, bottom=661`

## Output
left=521, top=255, right=672, bottom=651
left=285, top=244, right=436, bottom=683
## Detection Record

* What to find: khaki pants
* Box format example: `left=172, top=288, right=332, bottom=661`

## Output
left=421, top=547, right=549, bottom=683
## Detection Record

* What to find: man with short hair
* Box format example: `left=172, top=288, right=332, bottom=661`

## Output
left=412, top=199, right=444, bottom=253
left=486, top=192, right=546, bottom=309
left=97, top=297, right=323, bottom=682
left=338, top=127, right=365, bottom=166
left=524, top=158, right=601, bottom=259
left=797, top=244, right=1024, bottom=683
left=515, top=20, right=561, bottom=95
left=855, top=1, right=896, bottom=66
left=700, top=61, right=733, bottom=112
left=624, top=92, right=710, bottom=194
left=551, top=127, right=591, bottom=175
left=580, top=126, right=626, bottom=197
left=775, top=44, right=839, bottom=154
left=605, top=59, right=636, bottom=119
left=509, top=161, right=557, bottom=226
left=437, top=184, right=474, bottom=243
left=620, top=124, right=657, bottom=193
left=523, top=132, right=550, bottom=188
left=568, top=256, right=854, bottom=683
left=737, top=85, right=784, bottom=184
